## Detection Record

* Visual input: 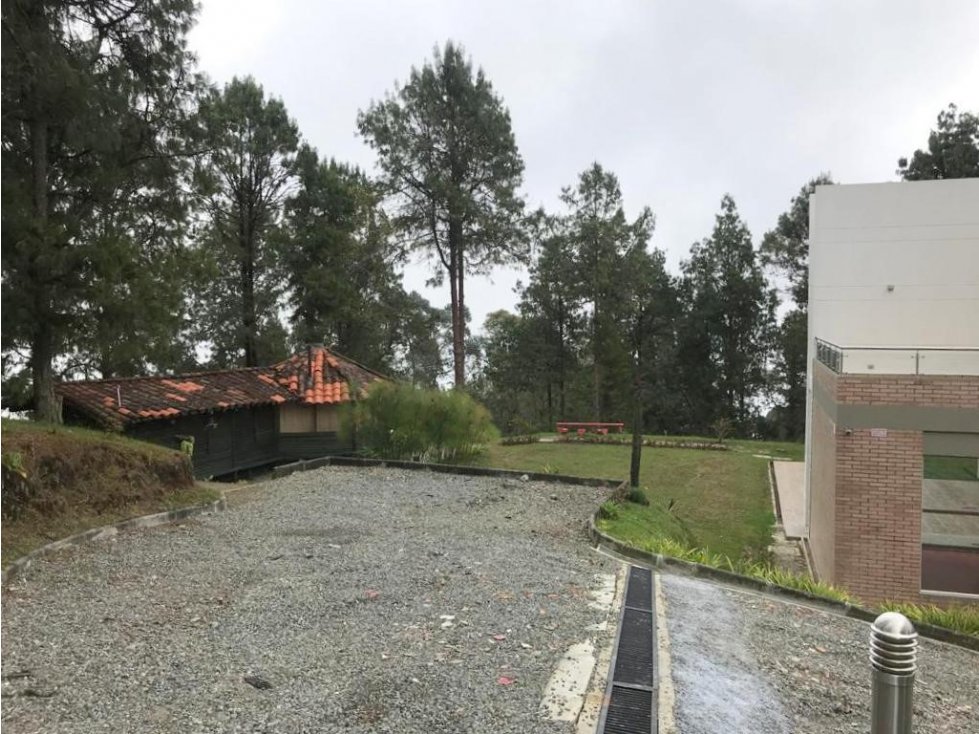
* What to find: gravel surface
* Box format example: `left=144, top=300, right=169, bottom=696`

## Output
left=661, top=574, right=979, bottom=734
left=1, top=467, right=616, bottom=734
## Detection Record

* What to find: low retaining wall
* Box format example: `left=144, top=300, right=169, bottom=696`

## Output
left=1, top=497, right=227, bottom=586
left=271, top=454, right=626, bottom=490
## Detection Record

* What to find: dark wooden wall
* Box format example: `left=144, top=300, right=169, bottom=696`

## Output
left=278, top=432, right=352, bottom=461
left=127, top=406, right=279, bottom=478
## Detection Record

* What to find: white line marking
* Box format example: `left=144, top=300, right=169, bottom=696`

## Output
left=655, top=573, right=678, bottom=734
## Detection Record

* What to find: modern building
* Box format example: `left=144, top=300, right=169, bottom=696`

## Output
left=57, top=346, right=386, bottom=478
left=804, top=179, right=979, bottom=604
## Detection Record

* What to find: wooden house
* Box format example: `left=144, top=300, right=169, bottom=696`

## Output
left=56, top=346, right=386, bottom=478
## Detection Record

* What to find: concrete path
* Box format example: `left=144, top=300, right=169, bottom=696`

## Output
left=771, top=461, right=806, bottom=539
left=657, top=572, right=979, bottom=734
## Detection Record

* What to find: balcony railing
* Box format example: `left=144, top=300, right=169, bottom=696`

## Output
left=815, top=339, right=979, bottom=376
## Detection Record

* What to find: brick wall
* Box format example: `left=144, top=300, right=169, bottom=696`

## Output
left=809, top=367, right=978, bottom=603
left=836, top=374, right=979, bottom=408
left=834, top=428, right=923, bottom=602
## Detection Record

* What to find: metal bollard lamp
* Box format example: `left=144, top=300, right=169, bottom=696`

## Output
left=869, top=611, right=918, bottom=734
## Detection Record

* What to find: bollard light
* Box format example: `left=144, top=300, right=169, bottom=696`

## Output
left=870, top=611, right=917, bottom=734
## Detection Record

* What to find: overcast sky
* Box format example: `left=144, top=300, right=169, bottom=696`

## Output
left=188, top=0, right=979, bottom=330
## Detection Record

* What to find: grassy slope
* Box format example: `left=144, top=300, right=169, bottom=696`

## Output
left=478, top=439, right=782, bottom=560
left=2, top=420, right=220, bottom=564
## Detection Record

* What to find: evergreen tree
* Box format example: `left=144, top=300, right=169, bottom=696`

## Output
left=680, top=195, right=776, bottom=433
left=621, top=246, right=675, bottom=487
left=898, top=104, right=979, bottom=180
left=282, top=144, right=447, bottom=381
left=518, top=216, right=585, bottom=425
left=760, top=175, right=833, bottom=440
left=2, top=0, right=200, bottom=419
left=358, top=42, right=526, bottom=388
left=759, top=174, right=833, bottom=309
left=561, top=164, right=655, bottom=421
left=192, top=76, right=298, bottom=368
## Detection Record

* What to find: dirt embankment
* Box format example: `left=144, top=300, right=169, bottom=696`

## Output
left=2, top=421, right=208, bottom=563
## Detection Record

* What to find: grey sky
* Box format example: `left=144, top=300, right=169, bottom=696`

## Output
left=189, top=0, right=979, bottom=330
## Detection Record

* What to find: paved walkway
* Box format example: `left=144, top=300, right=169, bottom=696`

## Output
left=658, top=573, right=979, bottom=733
left=771, top=461, right=806, bottom=539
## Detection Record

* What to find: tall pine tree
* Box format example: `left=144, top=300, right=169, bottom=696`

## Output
left=680, top=195, right=776, bottom=433
left=2, top=0, right=200, bottom=419
left=358, top=42, right=526, bottom=388
left=192, top=76, right=298, bottom=368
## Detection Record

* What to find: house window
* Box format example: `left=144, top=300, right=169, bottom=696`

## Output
left=921, top=445, right=979, bottom=598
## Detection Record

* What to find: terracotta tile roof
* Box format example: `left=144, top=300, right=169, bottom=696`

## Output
left=57, top=346, right=387, bottom=429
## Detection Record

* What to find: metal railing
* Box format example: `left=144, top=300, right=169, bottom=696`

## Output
left=815, top=339, right=979, bottom=376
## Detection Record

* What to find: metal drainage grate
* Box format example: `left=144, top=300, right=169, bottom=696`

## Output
left=598, top=565, right=657, bottom=734
left=603, top=685, right=653, bottom=734
left=625, top=566, right=653, bottom=611
left=613, top=608, right=654, bottom=686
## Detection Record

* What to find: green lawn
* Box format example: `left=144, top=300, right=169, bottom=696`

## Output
left=532, top=432, right=804, bottom=461
left=476, top=439, right=782, bottom=561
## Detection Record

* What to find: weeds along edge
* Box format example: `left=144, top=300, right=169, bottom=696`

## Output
left=586, top=512, right=979, bottom=652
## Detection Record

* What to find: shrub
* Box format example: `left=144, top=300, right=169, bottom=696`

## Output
left=342, top=382, right=499, bottom=463
left=625, top=487, right=650, bottom=505
left=598, top=500, right=619, bottom=520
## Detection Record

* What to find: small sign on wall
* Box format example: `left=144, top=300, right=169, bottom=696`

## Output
left=870, top=428, right=888, bottom=439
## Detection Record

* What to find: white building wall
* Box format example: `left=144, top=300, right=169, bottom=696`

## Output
left=808, top=179, right=979, bottom=354
left=804, top=179, right=979, bottom=532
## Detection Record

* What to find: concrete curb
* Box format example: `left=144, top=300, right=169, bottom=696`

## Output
left=1, top=496, right=227, bottom=587
left=587, top=513, right=979, bottom=652
left=270, top=454, right=625, bottom=490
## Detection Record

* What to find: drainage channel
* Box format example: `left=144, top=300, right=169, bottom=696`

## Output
left=596, top=565, right=657, bottom=734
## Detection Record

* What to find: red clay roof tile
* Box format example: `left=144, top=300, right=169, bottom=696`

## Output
left=57, top=346, right=387, bottom=430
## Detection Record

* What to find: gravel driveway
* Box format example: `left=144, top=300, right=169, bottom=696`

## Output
left=1, top=467, right=616, bottom=734
left=661, top=574, right=979, bottom=734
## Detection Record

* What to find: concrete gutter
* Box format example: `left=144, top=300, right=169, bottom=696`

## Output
left=2, top=496, right=227, bottom=587
left=586, top=512, right=979, bottom=652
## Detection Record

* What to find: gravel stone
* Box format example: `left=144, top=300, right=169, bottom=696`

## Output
left=662, top=573, right=979, bottom=734
left=1, top=467, right=615, bottom=733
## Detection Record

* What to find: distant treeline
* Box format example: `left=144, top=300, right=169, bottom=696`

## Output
left=3, top=2, right=976, bottom=438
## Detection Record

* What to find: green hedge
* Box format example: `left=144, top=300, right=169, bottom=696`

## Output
left=342, top=382, right=499, bottom=462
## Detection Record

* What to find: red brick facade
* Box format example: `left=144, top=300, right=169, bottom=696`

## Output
left=808, top=362, right=978, bottom=604
left=834, top=428, right=922, bottom=602
left=836, top=373, right=979, bottom=408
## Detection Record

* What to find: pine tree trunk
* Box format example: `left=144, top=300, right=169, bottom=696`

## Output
left=447, top=214, right=466, bottom=388
left=32, top=318, right=59, bottom=423
left=29, top=112, right=61, bottom=423
left=629, top=384, right=643, bottom=488
left=454, top=256, right=466, bottom=387
left=241, top=213, right=257, bottom=367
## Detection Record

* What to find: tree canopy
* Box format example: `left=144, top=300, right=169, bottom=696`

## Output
left=358, top=42, right=526, bottom=387
left=898, top=104, right=979, bottom=180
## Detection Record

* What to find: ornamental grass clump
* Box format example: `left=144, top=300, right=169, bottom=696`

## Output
left=342, top=382, right=499, bottom=463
